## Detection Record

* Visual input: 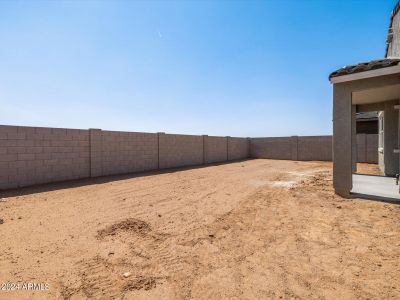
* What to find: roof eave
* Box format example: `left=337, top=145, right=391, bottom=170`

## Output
left=330, top=64, right=400, bottom=84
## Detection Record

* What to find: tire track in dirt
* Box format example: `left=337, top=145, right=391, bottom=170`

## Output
left=75, top=187, right=267, bottom=299
left=60, top=218, right=173, bottom=299
left=61, top=256, right=120, bottom=299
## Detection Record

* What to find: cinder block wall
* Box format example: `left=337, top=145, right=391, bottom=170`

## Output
left=0, top=125, right=249, bottom=189
left=158, top=133, right=204, bottom=169
left=0, top=125, right=90, bottom=189
left=357, top=133, right=379, bottom=164
left=366, top=134, right=378, bottom=164
left=228, top=137, right=250, bottom=161
left=99, top=130, right=158, bottom=176
left=205, top=136, right=228, bottom=164
left=250, top=137, right=293, bottom=160
left=297, top=136, right=332, bottom=161
left=250, top=134, right=377, bottom=163
left=357, top=134, right=367, bottom=163
left=0, top=124, right=379, bottom=190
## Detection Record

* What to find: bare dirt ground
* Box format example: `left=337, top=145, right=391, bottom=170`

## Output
left=356, top=163, right=384, bottom=176
left=0, top=159, right=399, bottom=300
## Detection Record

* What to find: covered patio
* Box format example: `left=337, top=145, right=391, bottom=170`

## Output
left=330, top=59, right=400, bottom=201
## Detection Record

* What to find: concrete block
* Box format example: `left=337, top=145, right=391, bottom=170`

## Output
left=250, top=137, right=292, bottom=159
left=7, top=133, right=26, bottom=140
left=18, top=153, right=35, bottom=160
left=0, top=154, right=18, bottom=162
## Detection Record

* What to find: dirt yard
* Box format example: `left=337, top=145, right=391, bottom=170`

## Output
left=0, top=159, right=399, bottom=300
left=356, top=163, right=384, bottom=176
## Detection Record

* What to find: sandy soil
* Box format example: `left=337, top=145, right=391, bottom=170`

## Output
left=356, top=163, right=384, bottom=176
left=0, top=159, right=399, bottom=300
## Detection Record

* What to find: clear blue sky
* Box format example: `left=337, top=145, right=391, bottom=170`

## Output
left=0, top=0, right=397, bottom=137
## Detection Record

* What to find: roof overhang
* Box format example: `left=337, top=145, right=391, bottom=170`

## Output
left=330, top=64, right=400, bottom=84
left=352, top=83, right=400, bottom=105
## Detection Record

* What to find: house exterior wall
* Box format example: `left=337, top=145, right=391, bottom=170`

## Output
left=387, top=4, right=400, bottom=58
left=383, top=100, right=400, bottom=176
left=332, top=83, right=354, bottom=197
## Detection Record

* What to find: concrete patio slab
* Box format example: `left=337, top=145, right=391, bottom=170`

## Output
left=352, top=174, right=400, bottom=201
